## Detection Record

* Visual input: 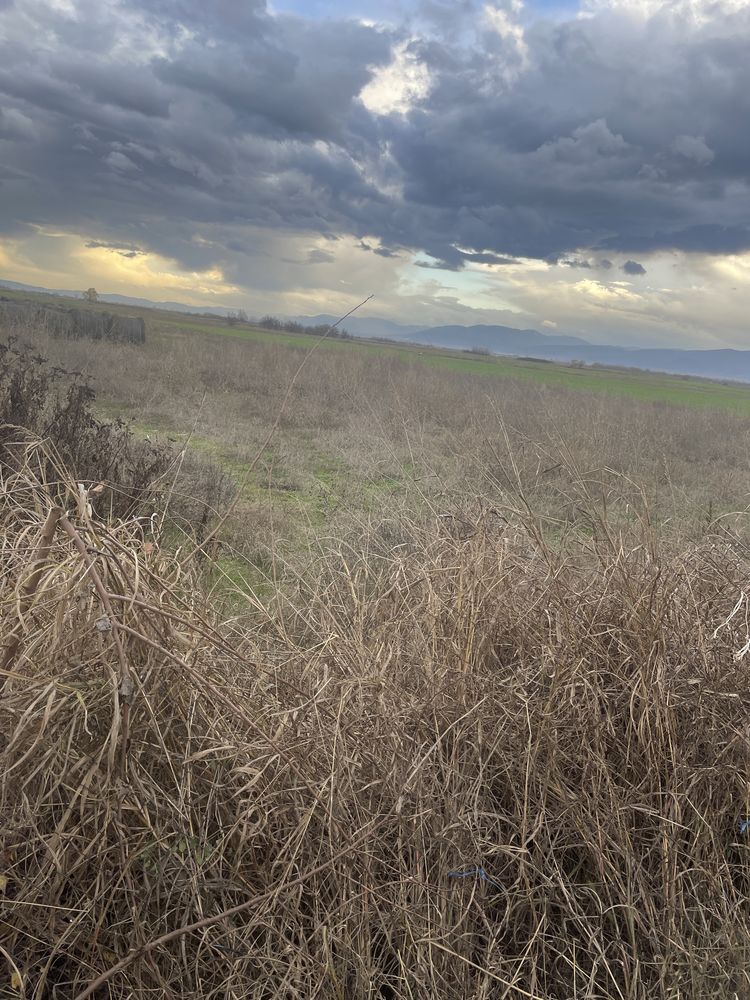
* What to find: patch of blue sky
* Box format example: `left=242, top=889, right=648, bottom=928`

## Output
left=272, top=0, right=580, bottom=24
left=270, top=0, right=405, bottom=21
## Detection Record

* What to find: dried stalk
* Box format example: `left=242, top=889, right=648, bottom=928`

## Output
left=0, top=504, right=62, bottom=687
left=59, top=514, right=133, bottom=776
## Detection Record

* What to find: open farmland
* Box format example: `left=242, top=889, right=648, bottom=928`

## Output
left=4, top=296, right=750, bottom=601
left=3, top=297, right=750, bottom=573
left=3, top=303, right=750, bottom=998
left=3, top=0, right=750, bottom=993
left=6, top=286, right=750, bottom=413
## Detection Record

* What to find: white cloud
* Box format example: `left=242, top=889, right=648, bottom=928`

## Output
left=583, top=0, right=750, bottom=21
left=360, top=41, right=431, bottom=115
left=483, top=0, right=530, bottom=81
left=672, top=134, right=714, bottom=165
left=104, top=151, right=140, bottom=173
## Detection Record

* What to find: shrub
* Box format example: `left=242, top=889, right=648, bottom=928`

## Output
left=0, top=299, right=146, bottom=344
left=257, top=314, right=351, bottom=339
left=0, top=337, right=171, bottom=518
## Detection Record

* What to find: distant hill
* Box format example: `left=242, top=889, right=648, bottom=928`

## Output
left=409, top=324, right=589, bottom=352
left=284, top=313, right=425, bottom=340
left=0, top=279, right=234, bottom=316
left=294, top=315, right=750, bottom=383
left=409, top=324, right=750, bottom=382
left=0, top=278, right=68, bottom=296
left=90, top=293, right=235, bottom=315
left=508, top=344, right=750, bottom=383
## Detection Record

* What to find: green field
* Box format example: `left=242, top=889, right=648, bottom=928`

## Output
left=155, top=305, right=750, bottom=415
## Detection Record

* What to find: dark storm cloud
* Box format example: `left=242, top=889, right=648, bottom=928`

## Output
left=458, top=251, right=518, bottom=266
left=555, top=255, right=615, bottom=270
left=151, top=15, right=390, bottom=142
left=307, top=248, right=335, bottom=264
left=414, top=258, right=462, bottom=271
left=86, top=240, right=146, bottom=258
left=559, top=258, right=592, bottom=269
left=622, top=260, right=646, bottom=276
left=0, top=0, right=749, bottom=279
left=52, top=59, right=172, bottom=118
left=358, top=240, right=400, bottom=258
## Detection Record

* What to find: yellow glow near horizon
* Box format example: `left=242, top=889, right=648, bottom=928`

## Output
left=3, top=227, right=750, bottom=348
left=0, top=230, right=241, bottom=304
left=76, top=243, right=239, bottom=298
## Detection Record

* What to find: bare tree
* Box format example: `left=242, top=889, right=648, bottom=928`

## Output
left=226, top=309, right=248, bottom=327
left=83, top=288, right=98, bottom=303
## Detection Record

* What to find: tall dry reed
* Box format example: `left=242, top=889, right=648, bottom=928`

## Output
left=2, top=436, right=750, bottom=998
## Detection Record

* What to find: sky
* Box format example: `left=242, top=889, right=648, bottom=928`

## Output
left=0, top=0, right=749, bottom=347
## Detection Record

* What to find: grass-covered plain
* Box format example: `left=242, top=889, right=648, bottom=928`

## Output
left=6, top=285, right=750, bottom=414
left=4, top=297, right=750, bottom=997
left=4, top=292, right=750, bottom=608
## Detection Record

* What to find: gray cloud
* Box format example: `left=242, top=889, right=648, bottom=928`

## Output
left=307, top=248, right=335, bottom=264
left=358, top=240, right=400, bottom=258
left=0, top=0, right=749, bottom=284
left=622, top=260, right=647, bottom=276
left=458, top=250, right=519, bottom=266
left=672, top=134, right=714, bottom=166
left=414, top=259, right=462, bottom=271
left=558, top=256, right=617, bottom=270
left=85, top=240, right=146, bottom=258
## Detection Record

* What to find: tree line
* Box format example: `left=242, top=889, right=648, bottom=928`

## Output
left=226, top=310, right=351, bottom=339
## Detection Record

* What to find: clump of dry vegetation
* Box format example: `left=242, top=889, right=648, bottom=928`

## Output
left=0, top=337, right=236, bottom=536
left=3, top=422, right=750, bottom=998
left=0, top=297, right=146, bottom=344
left=0, top=337, right=172, bottom=519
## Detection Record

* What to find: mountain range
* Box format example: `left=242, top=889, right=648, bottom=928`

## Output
left=289, top=314, right=589, bottom=349
left=289, top=315, right=750, bottom=383
left=3, top=279, right=750, bottom=384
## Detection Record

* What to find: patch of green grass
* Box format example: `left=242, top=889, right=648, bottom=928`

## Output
left=186, top=432, right=343, bottom=531
left=154, top=316, right=367, bottom=354
left=421, top=353, right=750, bottom=414
left=311, top=453, right=347, bottom=491
left=207, top=554, right=276, bottom=607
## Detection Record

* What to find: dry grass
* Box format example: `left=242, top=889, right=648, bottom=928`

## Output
left=3, top=430, right=750, bottom=998
left=7, top=314, right=750, bottom=557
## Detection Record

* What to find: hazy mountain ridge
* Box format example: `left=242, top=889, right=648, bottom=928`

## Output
left=295, top=315, right=750, bottom=383
left=410, top=324, right=589, bottom=351
left=283, top=313, right=426, bottom=340
left=407, top=325, right=750, bottom=382
left=0, top=279, right=234, bottom=316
